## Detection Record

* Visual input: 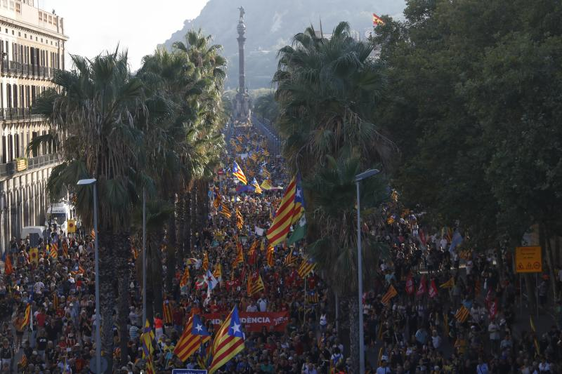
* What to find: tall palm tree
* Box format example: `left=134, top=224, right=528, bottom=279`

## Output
left=273, top=22, right=395, bottom=372
left=32, top=49, right=146, bottom=372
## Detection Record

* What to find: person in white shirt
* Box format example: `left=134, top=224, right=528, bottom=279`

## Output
left=376, top=359, right=391, bottom=374
left=246, top=302, right=258, bottom=312
left=257, top=297, right=267, bottom=312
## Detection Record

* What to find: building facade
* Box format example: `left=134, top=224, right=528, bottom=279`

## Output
left=0, top=0, right=67, bottom=251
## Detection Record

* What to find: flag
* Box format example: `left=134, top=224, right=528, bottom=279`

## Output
left=208, top=306, right=245, bottom=374
left=4, top=254, right=13, bottom=275
left=213, top=192, right=222, bottom=209
left=232, top=242, right=244, bottom=268
left=416, top=276, right=426, bottom=296
left=219, top=203, right=231, bottom=219
left=205, top=270, right=219, bottom=291
left=53, top=293, right=59, bottom=310
left=235, top=208, right=244, bottom=230
left=67, top=219, right=76, bottom=233
left=18, top=354, right=27, bottom=369
left=381, top=285, right=398, bottom=305
left=62, top=241, right=69, bottom=258
left=530, top=316, right=540, bottom=354
left=306, top=291, right=320, bottom=304
left=180, top=267, right=190, bottom=288
left=163, top=301, right=173, bottom=324
left=454, top=305, right=470, bottom=323
left=261, top=179, right=273, bottom=190
left=247, top=272, right=265, bottom=297
left=50, top=244, right=58, bottom=259
left=21, top=304, right=31, bottom=329
left=251, top=178, right=262, bottom=194
left=372, top=13, right=385, bottom=26
left=266, top=177, right=297, bottom=246
left=140, top=320, right=156, bottom=374
left=291, top=176, right=305, bottom=224
left=202, top=252, right=209, bottom=271
left=440, top=277, right=455, bottom=289
left=449, top=230, right=463, bottom=252
left=266, top=245, right=274, bottom=267
left=298, top=258, right=316, bottom=279
left=287, top=214, right=307, bottom=245
left=232, top=161, right=247, bottom=184
left=248, top=240, right=258, bottom=265
left=406, top=273, right=414, bottom=295
left=174, top=315, right=211, bottom=362
left=428, top=279, right=438, bottom=298
left=213, top=263, right=222, bottom=281
left=284, top=251, right=297, bottom=267
left=29, top=247, right=39, bottom=265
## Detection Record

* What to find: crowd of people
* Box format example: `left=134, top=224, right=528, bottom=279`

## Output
left=0, top=120, right=561, bottom=374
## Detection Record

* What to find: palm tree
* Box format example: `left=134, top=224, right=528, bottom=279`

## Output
left=32, top=49, right=146, bottom=372
left=273, top=22, right=396, bottom=372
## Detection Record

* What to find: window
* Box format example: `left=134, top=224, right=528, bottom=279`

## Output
left=1, top=136, right=6, bottom=163
left=38, top=12, right=42, bottom=21
left=31, top=132, right=37, bottom=157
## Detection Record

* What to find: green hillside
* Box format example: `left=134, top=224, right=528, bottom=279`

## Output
left=161, top=0, right=405, bottom=89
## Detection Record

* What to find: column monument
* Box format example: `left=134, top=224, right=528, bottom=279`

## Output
left=233, top=6, right=251, bottom=123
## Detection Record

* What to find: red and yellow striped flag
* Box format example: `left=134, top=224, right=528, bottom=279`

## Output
left=232, top=242, right=244, bottom=268
left=202, top=252, right=209, bottom=272
left=454, top=305, right=470, bottom=323
left=298, top=258, right=316, bottom=279
left=266, top=245, right=274, bottom=267
left=266, top=177, right=297, bottom=246
left=235, top=208, right=244, bottom=230
left=180, top=267, right=190, bottom=288
left=247, top=272, right=265, bottom=297
left=163, top=300, right=173, bottom=324
left=381, top=285, right=398, bottom=305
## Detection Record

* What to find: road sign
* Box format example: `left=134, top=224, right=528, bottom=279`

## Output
left=172, top=370, right=208, bottom=374
left=515, top=246, right=542, bottom=273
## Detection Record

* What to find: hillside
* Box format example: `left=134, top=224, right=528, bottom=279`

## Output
left=161, top=0, right=405, bottom=89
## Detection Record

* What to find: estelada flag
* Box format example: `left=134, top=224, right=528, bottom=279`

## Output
left=428, top=279, right=438, bottom=298
left=416, top=276, right=426, bottom=296
left=163, top=300, right=173, bottom=324
left=406, top=273, right=414, bottom=295
left=372, top=13, right=385, bottom=26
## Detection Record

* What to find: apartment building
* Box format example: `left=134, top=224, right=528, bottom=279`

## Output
left=0, top=0, right=67, bottom=250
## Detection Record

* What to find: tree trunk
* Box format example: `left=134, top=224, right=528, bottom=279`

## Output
left=116, top=240, right=130, bottom=367
left=166, top=196, right=177, bottom=293
left=177, top=191, right=185, bottom=260
left=346, top=295, right=360, bottom=374
left=98, top=231, right=117, bottom=373
left=184, top=192, right=192, bottom=255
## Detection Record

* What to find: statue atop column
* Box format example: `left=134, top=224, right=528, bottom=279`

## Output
left=238, top=6, right=245, bottom=21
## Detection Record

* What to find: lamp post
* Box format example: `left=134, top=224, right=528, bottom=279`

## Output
left=77, top=178, right=100, bottom=374
left=142, top=188, right=147, bottom=326
left=355, top=168, right=380, bottom=374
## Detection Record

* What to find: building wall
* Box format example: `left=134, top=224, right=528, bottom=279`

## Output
left=0, top=0, right=67, bottom=251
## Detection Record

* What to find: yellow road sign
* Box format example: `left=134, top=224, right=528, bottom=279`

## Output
left=515, top=246, right=542, bottom=273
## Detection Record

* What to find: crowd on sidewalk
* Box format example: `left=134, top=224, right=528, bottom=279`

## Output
left=0, top=122, right=561, bottom=373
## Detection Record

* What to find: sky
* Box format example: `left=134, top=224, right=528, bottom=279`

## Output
left=39, top=0, right=210, bottom=71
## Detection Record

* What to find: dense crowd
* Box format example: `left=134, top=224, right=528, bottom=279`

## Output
left=0, top=122, right=561, bottom=374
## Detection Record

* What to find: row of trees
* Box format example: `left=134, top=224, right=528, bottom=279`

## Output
left=270, top=0, right=562, bottom=370
left=31, top=31, right=226, bottom=371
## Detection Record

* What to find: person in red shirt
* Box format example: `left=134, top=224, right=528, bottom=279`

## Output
left=154, top=314, right=164, bottom=342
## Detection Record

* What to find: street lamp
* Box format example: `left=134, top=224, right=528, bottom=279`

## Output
left=77, top=178, right=101, bottom=374
left=355, top=168, right=380, bottom=374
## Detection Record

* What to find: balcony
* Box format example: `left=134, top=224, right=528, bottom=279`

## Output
left=0, top=154, right=59, bottom=179
left=0, top=108, right=44, bottom=121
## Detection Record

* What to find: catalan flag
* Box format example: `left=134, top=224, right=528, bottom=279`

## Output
left=261, top=179, right=273, bottom=190
left=247, top=272, right=265, bottom=297
left=454, top=305, right=470, bottom=323
left=232, top=242, right=244, bottom=268
left=163, top=300, right=173, bottom=324
left=372, top=13, right=385, bottom=26
left=213, top=191, right=222, bottom=209
left=213, top=263, right=222, bottom=281
left=440, top=277, right=455, bottom=289
left=235, top=208, right=244, bottom=230
left=180, top=267, right=190, bottom=288
left=381, top=285, right=398, bottom=305
left=49, top=244, right=58, bottom=259
left=298, top=257, right=316, bottom=279
left=219, top=203, right=231, bottom=219
left=21, top=304, right=31, bottom=329
left=284, top=251, right=297, bottom=267
left=266, top=177, right=297, bottom=246
left=202, top=252, right=209, bottom=271
left=208, top=306, right=245, bottom=374
left=174, top=315, right=211, bottom=362
left=251, top=178, right=262, bottom=194
left=62, top=241, right=69, bottom=258
left=232, top=161, right=247, bottom=185
left=266, top=245, right=274, bottom=267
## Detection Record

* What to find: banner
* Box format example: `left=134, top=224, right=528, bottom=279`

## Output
left=203, top=312, right=289, bottom=332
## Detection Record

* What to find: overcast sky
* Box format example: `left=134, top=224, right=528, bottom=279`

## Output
left=39, top=0, right=210, bottom=71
